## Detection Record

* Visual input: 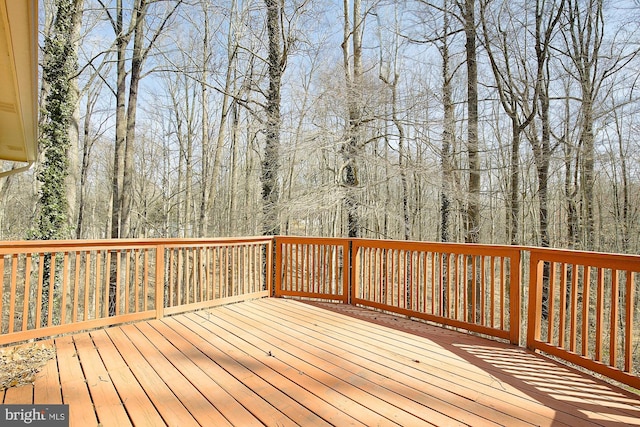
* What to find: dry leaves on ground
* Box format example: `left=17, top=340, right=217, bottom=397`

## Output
left=0, top=343, right=55, bottom=390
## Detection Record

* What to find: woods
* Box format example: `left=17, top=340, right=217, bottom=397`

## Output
left=3, top=0, right=640, bottom=254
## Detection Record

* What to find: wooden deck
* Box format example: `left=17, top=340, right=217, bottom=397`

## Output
left=2, top=298, right=639, bottom=426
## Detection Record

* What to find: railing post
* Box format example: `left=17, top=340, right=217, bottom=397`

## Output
left=155, top=244, right=165, bottom=320
left=348, top=240, right=355, bottom=305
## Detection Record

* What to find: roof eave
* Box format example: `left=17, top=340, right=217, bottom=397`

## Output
left=0, top=0, right=39, bottom=165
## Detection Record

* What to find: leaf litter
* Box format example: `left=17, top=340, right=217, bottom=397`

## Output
left=0, top=343, right=55, bottom=390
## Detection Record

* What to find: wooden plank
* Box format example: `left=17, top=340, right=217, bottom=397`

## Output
left=36, top=254, right=44, bottom=329
left=104, top=327, right=198, bottom=427
left=22, top=255, right=32, bottom=331
left=90, top=329, right=166, bottom=427
left=55, top=335, right=98, bottom=425
left=4, top=289, right=640, bottom=427
left=33, top=340, right=62, bottom=404
left=582, top=265, right=591, bottom=356
left=9, top=253, right=18, bottom=332
left=610, top=269, right=619, bottom=367
left=595, top=267, right=605, bottom=362
left=625, top=270, right=634, bottom=373
left=170, top=313, right=360, bottom=427
left=60, top=252, right=69, bottom=324
left=83, top=251, right=90, bottom=322
left=72, top=333, right=132, bottom=426
left=118, top=322, right=235, bottom=427
left=0, top=256, right=4, bottom=333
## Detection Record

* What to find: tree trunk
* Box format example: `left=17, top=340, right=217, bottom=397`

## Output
left=110, top=0, right=130, bottom=240
left=461, top=0, right=480, bottom=244
left=76, top=88, right=99, bottom=238
left=342, top=0, right=363, bottom=238
left=65, top=0, right=84, bottom=234
left=121, top=0, right=148, bottom=239
left=37, top=0, right=81, bottom=323
left=198, top=3, right=211, bottom=237
left=440, top=4, right=454, bottom=243
left=261, top=0, right=283, bottom=236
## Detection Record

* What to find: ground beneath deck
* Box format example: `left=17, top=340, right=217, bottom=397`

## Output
left=2, top=298, right=639, bottom=426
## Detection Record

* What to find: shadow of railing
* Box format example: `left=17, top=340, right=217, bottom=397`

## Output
left=311, top=300, right=640, bottom=426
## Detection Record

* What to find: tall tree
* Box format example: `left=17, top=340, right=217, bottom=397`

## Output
left=99, top=0, right=181, bottom=315
left=34, top=0, right=81, bottom=323
left=65, top=0, right=84, bottom=234
left=341, top=0, right=364, bottom=238
left=564, top=0, right=602, bottom=249
left=36, top=0, right=80, bottom=241
left=378, top=3, right=410, bottom=240
left=456, top=0, right=480, bottom=244
left=560, top=0, right=638, bottom=249
left=206, top=0, right=240, bottom=236
left=530, top=0, right=565, bottom=248
left=197, top=0, right=213, bottom=237
left=440, top=0, right=455, bottom=243
left=99, top=0, right=181, bottom=239
left=480, top=0, right=563, bottom=245
left=262, top=0, right=284, bottom=236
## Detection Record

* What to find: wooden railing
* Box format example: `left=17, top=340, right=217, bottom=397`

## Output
left=0, top=235, right=638, bottom=390
left=0, top=237, right=271, bottom=345
left=162, top=238, right=272, bottom=315
left=527, top=248, right=640, bottom=390
left=351, top=239, right=521, bottom=344
left=274, top=236, right=349, bottom=302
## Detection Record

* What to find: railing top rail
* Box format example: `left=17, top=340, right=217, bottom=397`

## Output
left=528, top=246, right=640, bottom=270
left=0, top=236, right=274, bottom=254
left=350, top=238, right=523, bottom=256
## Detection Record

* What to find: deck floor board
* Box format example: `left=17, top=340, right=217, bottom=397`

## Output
left=2, top=298, right=639, bottom=426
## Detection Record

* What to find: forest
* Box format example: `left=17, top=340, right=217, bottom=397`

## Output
left=2, top=0, right=640, bottom=254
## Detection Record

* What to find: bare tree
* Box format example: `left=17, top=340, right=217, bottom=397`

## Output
left=560, top=0, right=638, bottom=249
left=447, top=0, right=480, bottom=244
left=529, top=0, right=565, bottom=248
left=440, top=0, right=455, bottom=243
left=377, top=3, right=410, bottom=240
left=480, top=0, right=563, bottom=245
left=341, top=0, right=365, bottom=238
left=99, top=0, right=182, bottom=239
left=261, top=0, right=285, bottom=235
left=66, top=0, right=85, bottom=233
left=98, top=0, right=182, bottom=314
